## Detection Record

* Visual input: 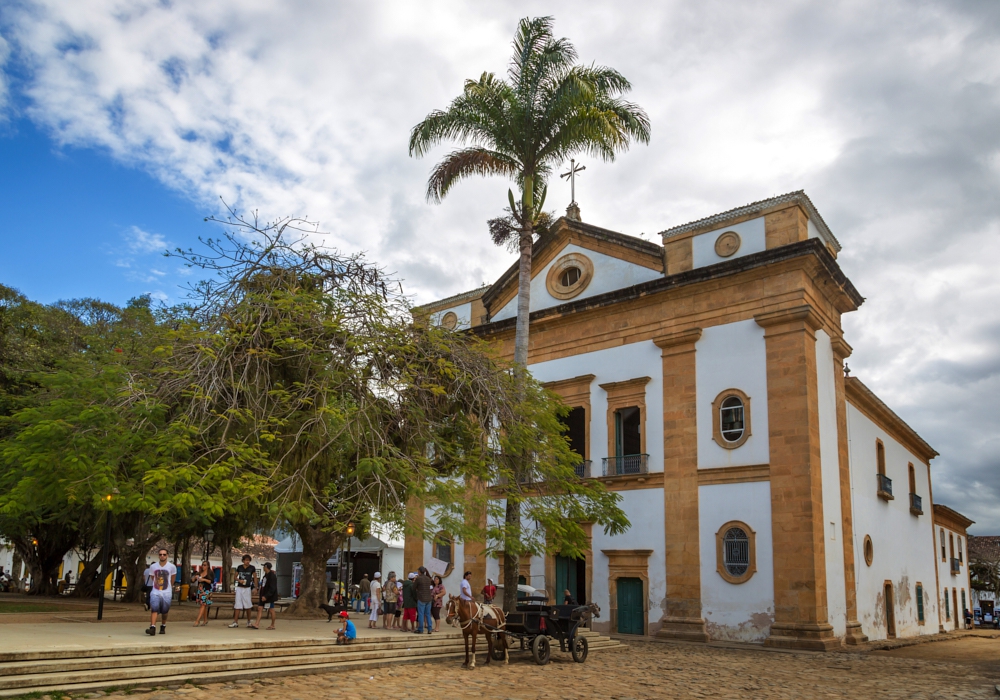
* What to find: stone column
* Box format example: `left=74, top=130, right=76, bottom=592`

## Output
left=653, top=328, right=709, bottom=642
left=403, top=497, right=425, bottom=576
left=831, top=336, right=868, bottom=645
left=755, top=306, right=839, bottom=651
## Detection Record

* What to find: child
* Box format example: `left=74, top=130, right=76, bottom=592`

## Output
left=336, top=611, right=356, bottom=645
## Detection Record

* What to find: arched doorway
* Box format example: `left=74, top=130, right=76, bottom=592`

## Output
left=884, top=581, right=896, bottom=638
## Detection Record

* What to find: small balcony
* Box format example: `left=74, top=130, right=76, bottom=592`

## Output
left=951, top=557, right=961, bottom=575
left=602, top=454, right=649, bottom=477
left=877, top=473, right=894, bottom=501
left=909, top=492, right=923, bottom=515
left=574, top=460, right=593, bottom=478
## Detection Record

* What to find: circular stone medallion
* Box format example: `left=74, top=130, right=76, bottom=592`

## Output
left=714, top=231, right=741, bottom=257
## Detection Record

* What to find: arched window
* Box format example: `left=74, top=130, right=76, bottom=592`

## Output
left=908, top=464, right=916, bottom=494
left=560, top=266, right=581, bottom=287
left=433, top=532, right=454, bottom=575
left=958, top=537, right=964, bottom=564
left=876, top=440, right=886, bottom=475
left=715, top=521, right=756, bottom=584
left=711, top=389, right=752, bottom=449
left=940, top=529, right=946, bottom=561
left=876, top=440, right=892, bottom=499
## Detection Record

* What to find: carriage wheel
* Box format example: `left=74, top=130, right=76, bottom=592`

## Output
left=531, top=635, right=551, bottom=665
left=490, top=633, right=507, bottom=661
left=571, top=635, right=589, bottom=663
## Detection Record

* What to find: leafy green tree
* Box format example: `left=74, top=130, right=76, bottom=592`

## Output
left=157, top=211, right=539, bottom=615
left=409, top=15, right=648, bottom=611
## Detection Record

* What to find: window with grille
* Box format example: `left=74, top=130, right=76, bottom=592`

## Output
left=723, top=527, right=749, bottom=576
left=944, top=589, right=950, bottom=620
left=434, top=533, right=452, bottom=564
left=720, top=397, right=744, bottom=443
left=961, top=589, right=966, bottom=616
left=916, top=583, right=924, bottom=623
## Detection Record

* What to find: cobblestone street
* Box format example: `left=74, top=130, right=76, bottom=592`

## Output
left=93, top=636, right=999, bottom=700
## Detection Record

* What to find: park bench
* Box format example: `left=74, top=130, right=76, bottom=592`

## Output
left=206, top=592, right=291, bottom=619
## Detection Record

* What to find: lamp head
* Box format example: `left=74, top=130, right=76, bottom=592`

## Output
left=204, top=528, right=215, bottom=543
left=346, top=523, right=355, bottom=537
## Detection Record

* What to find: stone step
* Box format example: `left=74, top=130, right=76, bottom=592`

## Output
left=0, top=636, right=467, bottom=676
left=0, top=630, right=626, bottom=697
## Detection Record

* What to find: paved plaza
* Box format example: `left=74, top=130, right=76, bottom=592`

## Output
left=13, top=635, right=993, bottom=700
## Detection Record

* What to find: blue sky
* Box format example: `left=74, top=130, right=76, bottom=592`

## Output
left=0, top=117, right=205, bottom=305
left=1, top=0, right=998, bottom=531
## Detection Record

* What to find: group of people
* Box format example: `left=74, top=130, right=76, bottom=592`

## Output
left=140, top=549, right=279, bottom=635
left=352, top=567, right=446, bottom=635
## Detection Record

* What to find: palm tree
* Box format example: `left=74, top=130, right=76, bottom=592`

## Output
left=409, top=15, right=650, bottom=612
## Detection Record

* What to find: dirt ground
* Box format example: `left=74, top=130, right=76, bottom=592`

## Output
left=38, top=636, right=997, bottom=700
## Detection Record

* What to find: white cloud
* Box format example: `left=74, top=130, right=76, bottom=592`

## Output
left=3, top=0, right=1000, bottom=529
left=126, top=225, right=169, bottom=254
left=0, top=33, right=10, bottom=118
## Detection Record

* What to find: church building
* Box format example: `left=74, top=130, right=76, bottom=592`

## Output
left=405, top=191, right=972, bottom=649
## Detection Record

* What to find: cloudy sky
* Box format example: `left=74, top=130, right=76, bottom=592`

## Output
left=1, top=1, right=998, bottom=532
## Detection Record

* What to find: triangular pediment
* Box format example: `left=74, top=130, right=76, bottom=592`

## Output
left=482, top=218, right=664, bottom=321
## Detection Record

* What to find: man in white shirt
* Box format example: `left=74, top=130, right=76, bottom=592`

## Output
left=367, top=572, right=382, bottom=629
left=146, top=548, right=177, bottom=636
left=459, top=570, right=474, bottom=601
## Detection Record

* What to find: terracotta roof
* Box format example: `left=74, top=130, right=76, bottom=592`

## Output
left=658, top=190, right=842, bottom=252
left=968, top=535, right=1000, bottom=562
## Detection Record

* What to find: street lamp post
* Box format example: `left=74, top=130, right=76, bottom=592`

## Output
left=97, top=488, right=118, bottom=621
left=203, top=528, right=215, bottom=589
left=344, top=523, right=355, bottom=604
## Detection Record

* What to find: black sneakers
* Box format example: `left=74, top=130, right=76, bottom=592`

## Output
left=145, top=626, right=156, bottom=636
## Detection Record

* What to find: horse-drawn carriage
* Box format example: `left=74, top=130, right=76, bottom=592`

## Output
left=497, top=595, right=597, bottom=665
left=447, top=593, right=599, bottom=668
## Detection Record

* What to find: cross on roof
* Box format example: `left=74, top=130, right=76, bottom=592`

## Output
left=560, top=159, right=586, bottom=205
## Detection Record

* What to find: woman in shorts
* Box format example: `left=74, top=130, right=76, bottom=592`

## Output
left=382, top=572, right=397, bottom=629
left=431, top=575, right=446, bottom=632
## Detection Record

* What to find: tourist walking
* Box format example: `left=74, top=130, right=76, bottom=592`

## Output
left=414, top=566, right=434, bottom=635
left=192, top=561, right=213, bottom=627
left=402, top=573, right=418, bottom=632
left=230, top=554, right=257, bottom=628
left=367, top=572, right=382, bottom=629
left=482, top=577, right=496, bottom=604
left=431, top=575, right=446, bottom=632
left=358, top=573, right=371, bottom=613
left=382, top=572, right=397, bottom=629
left=459, top=570, right=474, bottom=601
left=146, top=547, right=177, bottom=635
left=253, top=562, right=278, bottom=630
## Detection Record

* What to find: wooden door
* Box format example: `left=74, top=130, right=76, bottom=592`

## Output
left=616, top=577, right=644, bottom=635
left=884, top=582, right=896, bottom=638
left=556, top=556, right=578, bottom=603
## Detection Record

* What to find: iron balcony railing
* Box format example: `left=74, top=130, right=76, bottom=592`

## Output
left=574, top=460, right=593, bottom=478
left=877, top=473, right=893, bottom=499
left=910, top=493, right=923, bottom=514
left=602, top=454, right=649, bottom=477
left=951, top=557, right=961, bottom=575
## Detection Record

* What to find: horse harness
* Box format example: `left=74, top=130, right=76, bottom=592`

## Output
left=454, top=599, right=506, bottom=632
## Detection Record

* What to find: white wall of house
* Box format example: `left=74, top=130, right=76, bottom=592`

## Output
left=430, top=302, right=473, bottom=330
left=935, top=525, right=971, bottom=630
left=592, top=487, right=666, bottom=633
left=847, top=403, right=938, bottom=640
left=816, top=329, right=847, bottom=636
left=491, top=243, right=663, bottom=322
left=698, top=480, right=775, bottom=642
left=690, top=216, right=766, bottom=269
left=529, top=340, right=664, bottom=474
left=695, top=319, right=770, bottom=469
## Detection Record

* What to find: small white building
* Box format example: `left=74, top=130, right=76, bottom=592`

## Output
left=409, top=191, right=977, bottom=649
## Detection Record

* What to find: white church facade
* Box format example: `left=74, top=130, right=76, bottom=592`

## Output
left=406, top=191, right=973, bottom=649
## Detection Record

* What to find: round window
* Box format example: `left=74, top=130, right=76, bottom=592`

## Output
left=723, top=527, right=750, bottom=577
left=720, top=396, right=745, bottom=442
left=440, top=311, right=458, bottom=330
left=560, top=266, right=581, bottom=287
left=864, top=535, right=874, bottom=567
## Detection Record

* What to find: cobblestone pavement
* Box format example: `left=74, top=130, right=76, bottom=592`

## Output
left=54, top=637, right=999, bottom=700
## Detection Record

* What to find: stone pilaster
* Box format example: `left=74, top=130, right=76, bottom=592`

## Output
left=653, top=328, right=709, bottom=643
left=403, top=497, right=425, bottom=576
left=831, top=336, right=868, bottom=645
left=755, top=306, right=840, bottom=651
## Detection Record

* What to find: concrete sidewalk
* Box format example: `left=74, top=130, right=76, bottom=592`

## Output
left=0, top=612, right=441, bottom=657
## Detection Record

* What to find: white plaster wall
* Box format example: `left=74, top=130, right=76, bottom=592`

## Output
left=936, top=526, right=972, bottom=630
left=699, top=481, right=775, bottom=642
left=491, top=243, right=662, bottom=322
left=815, top=329, right=847, bottom=637
left=529, top=340, right=664, bottom=473
left=695, top=320, right=770, bottom=469
left=430, top=302, right=473, bottom=330
left=691, top=216, right=766, bottom=269
left=591, top=488, right=666, bottom=632
left=847, top=403, right=938, bottom=639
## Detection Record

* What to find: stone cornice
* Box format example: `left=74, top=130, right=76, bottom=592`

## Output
left=933, top=504, right=975, bottom=532
left=845, top=376, right=938, bottom=463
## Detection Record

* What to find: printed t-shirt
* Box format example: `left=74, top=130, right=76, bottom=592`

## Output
left=235, top=564, right=256, bottom=588
left=149, top=562, right=177, bottom=596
